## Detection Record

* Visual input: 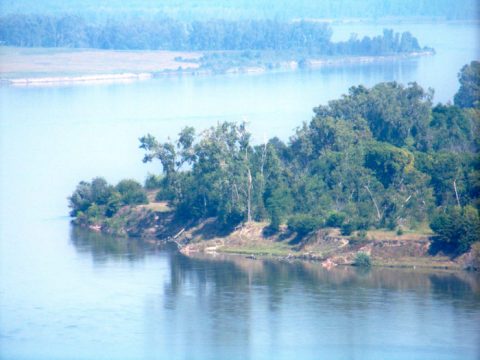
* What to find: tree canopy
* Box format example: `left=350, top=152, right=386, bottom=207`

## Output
left=0, top=15, right=429, bottom=56
left=135, top=77, right=478, bottom=236
left=454, top=61, right=480, bottom=109
left=70, top=63, right=480, bottom=253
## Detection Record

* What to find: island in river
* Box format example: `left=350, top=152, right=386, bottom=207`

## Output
left=0, top=47, right=433, bottom=86
left=68, top=61, right=480, bottom=271
left=0, top=20, right=433, bottom=85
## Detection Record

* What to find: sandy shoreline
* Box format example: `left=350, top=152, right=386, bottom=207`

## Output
left=0, top=47, right=434, bottom=86
left=0, top=47, right=201, bottom=85
left=3, top=72, right=154, bottom=85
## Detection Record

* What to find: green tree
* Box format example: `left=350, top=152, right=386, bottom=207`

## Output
left=364, top=141, right=414, bottom=188
left=116, top=179, right=148, bottom=205
left=263, top=144, right=292, bottom=230
left=68, top=177, right=114, bottom=216
left=430, top=206, right=480, bottom=253
left=454, top=61, right=480, bottom=109
left=429, top=104, right=474, bottom=151
left=287, top=214, right=322, bottom=236
left=353, top=252, right=372, bottom=267
left=69, top=181, right=93, bottom=216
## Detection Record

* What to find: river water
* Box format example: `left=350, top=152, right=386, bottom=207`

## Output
left=0, top=21, right=479, bottom=359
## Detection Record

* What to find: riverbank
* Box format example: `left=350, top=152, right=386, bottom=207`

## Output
left=175, top=220, right=466, bottom=270
left=0, top=47, right=201, bottom=85
left=78, top=201, right=477, bottom=271
left=0, top=46, right=433, bottom=86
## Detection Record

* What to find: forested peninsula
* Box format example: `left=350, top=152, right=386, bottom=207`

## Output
left=69, top=61, right=480, bottom=270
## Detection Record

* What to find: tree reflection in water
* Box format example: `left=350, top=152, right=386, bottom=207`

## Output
left=70, top=228, right=480, bottom=359
left=69, top=227, right=480, bottom=304
left=70, top=225, right=169, bottom=263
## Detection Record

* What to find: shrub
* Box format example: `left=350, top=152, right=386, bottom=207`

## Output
left=465, top=242, right=480, bottom=271
left=220, top=209, right=244, bottom=230
left=68, top=181, right=94, bottom=216
left=386, top=219, right=397, bottom=230
left=287, top=214, right=322, bottom=236
left=144, top=174, right=164, bottom=189
left=350, top=230, right=369, bottom=244
left=430, top=206, right=480, bottom=254
left=341, top=222, right=355, bottom=236
left=90, top=177, right=114, bottom=205
left=84, top=204, right=103, bottom=225
left=74, top=210, right=87, bottom=225
left=155, top=185, right=176, bottom=202
left=68, top=177, right=114, bottom=216
left=353, top=252, right=372, bottom=267
left=454, top=61, right=480, bottom=109
left=105, top=192, right=122, bottom=217
left=265, top=184, right=294, bottom=232
left=357, top=230, right=367, bottom=239
left=116, top=179, right=148, bottom=205
left=326, top=211, right=346, bottom=228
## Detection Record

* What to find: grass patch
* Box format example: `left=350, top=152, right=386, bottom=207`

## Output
left=138, top=201, right=171, bottom=212
left=366, top=229, right=431, bottom=241
left=220, top=243, right=293, bottom=257
left=373, top=256, right=460, bottom=269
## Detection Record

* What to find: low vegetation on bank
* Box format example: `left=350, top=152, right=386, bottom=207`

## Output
left=69, top=61, right=480, bottom=269
left=1, top=15, right=428, bottom=56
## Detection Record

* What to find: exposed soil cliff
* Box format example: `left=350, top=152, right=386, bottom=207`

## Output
left=81, top=203, right=476, bottom=270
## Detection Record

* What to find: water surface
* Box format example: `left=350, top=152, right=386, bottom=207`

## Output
left=1, top=21, right=479, bottom=360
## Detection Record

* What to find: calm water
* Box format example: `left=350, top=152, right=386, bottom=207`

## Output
left=1, top=22, right=480, bottom=359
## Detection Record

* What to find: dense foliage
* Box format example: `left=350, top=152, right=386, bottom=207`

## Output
left=353, top=252, right=372, bottom=267
left=69, top=63, right=479, bottom=254
left=430, top=206, right=480, bottom=254
left=0, top=15, right=428, bottom=56
left=137, top=64, right=478, bottom=241
left=287, top=215, right=323, bottom=236
left=69, top=177, right=147, bottom=225
left=454, top=61, right=480, bottom=109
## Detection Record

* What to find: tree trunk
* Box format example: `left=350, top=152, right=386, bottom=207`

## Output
left=453, top=179, right=461, bottom=207
left=364, top=185, right=382, bottom=221
left=247, top=168, right=252, bottom=223
left=260, top=139, right=267, bottom=176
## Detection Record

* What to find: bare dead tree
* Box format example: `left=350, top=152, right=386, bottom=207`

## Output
left=453, top=179, right=461, bottom=207
left=364, top=184, right=382, bottom=221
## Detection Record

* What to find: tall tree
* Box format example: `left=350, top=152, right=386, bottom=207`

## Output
left=454, top=61, right=480, bottom=109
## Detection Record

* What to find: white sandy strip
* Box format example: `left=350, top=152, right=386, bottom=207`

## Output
left=7, top=72, right=153, bottom=86
left=307, top=51, right=434, bottom=68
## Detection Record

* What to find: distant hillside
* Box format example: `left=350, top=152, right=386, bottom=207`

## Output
left=1, top=0, right=478, bottom=20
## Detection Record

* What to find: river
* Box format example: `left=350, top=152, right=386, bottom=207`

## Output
left=0, top=21, right=479, bottom=359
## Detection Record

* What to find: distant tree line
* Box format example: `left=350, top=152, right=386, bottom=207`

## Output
left=2, top=0, right=477, bottom=21
left=0, top=15, right=429, bottom=55
left=69, top=62, right=480, bottom=254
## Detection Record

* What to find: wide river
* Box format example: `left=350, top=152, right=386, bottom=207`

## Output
left=1, top=22, right=479, bottom=359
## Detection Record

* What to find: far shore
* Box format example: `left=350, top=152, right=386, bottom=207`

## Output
left=0, top=47, right=434, bottom=86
